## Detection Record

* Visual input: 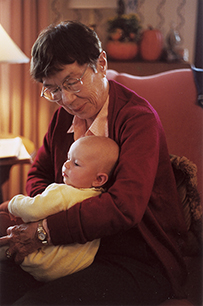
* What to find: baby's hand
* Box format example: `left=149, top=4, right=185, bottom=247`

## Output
left=0, top=201, right=9, bottom=212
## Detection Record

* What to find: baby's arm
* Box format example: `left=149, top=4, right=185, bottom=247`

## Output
left=8, top=183, right=69, bottom=223
left=8, top=184, right=101, bottom=223
left=0, top=201, right=10, bottom=213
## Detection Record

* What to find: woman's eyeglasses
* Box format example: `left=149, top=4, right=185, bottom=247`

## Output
left=41, top=64, right=89, bottom=102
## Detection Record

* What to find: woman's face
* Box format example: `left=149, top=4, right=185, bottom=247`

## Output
left=41, top=52, right=109, bottom=124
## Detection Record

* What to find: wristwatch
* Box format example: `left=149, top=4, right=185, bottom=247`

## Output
left=37, top=221, right=48, bottom=244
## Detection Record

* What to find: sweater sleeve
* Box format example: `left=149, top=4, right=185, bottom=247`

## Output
left=26, top=108, right=74, bottom=197
left=25, top=125, right=56, bottom=196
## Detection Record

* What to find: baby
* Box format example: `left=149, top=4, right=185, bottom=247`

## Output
left=0, top=136, right=119, bottom=282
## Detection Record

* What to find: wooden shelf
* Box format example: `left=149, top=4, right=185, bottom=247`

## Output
left=108, top=61, right=191, bottom=76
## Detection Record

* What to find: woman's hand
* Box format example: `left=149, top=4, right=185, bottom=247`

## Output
left=0, top=222, right=43, bottom=264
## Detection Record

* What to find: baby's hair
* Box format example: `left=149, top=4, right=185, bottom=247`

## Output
left=75, top=136, right=119, bottom=176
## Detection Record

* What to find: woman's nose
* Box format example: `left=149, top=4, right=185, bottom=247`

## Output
left=60, top=89, right=76, bottom=105
left=55, top=89, right=76, bottom=106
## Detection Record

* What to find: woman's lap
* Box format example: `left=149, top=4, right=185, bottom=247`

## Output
left=1, top=256, right=172, bottom=306
left=0, top=260, right=43, bottom=305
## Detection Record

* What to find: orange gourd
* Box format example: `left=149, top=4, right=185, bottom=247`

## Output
left=140, top=26, right=163, bottom=61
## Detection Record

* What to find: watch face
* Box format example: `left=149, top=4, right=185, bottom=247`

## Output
left=38, top=232, right=46, bottom=241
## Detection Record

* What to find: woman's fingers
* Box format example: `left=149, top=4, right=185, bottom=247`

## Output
left=0, top=235, right=11, bottom=246
left=3, top=222, right=42, bottom=264
left=0, top=223, right=41, bottom=264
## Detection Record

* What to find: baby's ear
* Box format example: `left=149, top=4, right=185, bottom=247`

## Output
left=92, top=173, right=108, bottom=187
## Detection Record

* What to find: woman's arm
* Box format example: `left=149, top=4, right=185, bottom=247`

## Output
left=26, top=108, right=73, bottom=197
left=26, top=135, right=55, bottom=196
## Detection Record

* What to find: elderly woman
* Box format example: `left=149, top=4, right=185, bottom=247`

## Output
left=0, top=21, right=188, bottom=305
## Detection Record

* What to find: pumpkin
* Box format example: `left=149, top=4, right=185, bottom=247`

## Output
left=140, top=26, right=163, bottom=61
left=106, top=41, right=138, bottom=60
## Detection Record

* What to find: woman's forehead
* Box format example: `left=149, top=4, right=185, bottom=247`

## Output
left=42, top=62, right=83, bottom=85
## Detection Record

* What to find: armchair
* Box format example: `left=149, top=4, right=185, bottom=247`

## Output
left=106, top=68, right=203, bottom=306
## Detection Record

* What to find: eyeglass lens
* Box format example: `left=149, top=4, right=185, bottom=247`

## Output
left=42, top=64, right=88, bottom=102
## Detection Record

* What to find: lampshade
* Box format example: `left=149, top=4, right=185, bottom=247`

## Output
left=0, top=24, right=29, bottom=64
left=67, top=0, right=117, bottom=9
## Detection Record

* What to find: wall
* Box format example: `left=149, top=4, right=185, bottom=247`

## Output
left=49, top=0, right=198, bottom=64
left=0, top=0, right=52, bottom=201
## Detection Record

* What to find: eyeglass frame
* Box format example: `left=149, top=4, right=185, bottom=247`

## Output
left=40, top=64, right=89, bottom=102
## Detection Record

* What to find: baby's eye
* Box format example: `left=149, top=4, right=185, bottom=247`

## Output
left=74, top=161, right=80, bottom=166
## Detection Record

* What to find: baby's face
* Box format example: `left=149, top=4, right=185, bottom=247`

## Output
left=62, top=141, right=99, bottom=188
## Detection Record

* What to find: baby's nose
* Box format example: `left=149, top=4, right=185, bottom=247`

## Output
left=64, top=160, right=70, bottom=169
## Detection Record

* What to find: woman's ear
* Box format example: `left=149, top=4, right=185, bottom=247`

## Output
left=92, top=172, right=108, bottom=187
left=97, top=51, right=107, bottom=74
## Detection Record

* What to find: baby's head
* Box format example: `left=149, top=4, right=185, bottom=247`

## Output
left=62, top=136, right=119, bottom=188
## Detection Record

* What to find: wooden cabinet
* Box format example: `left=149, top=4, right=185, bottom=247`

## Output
left=108, top=61, right=191, bottom=76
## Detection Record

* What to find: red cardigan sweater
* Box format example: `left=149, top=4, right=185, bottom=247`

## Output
left=26, top=80, right=187, bottom=296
